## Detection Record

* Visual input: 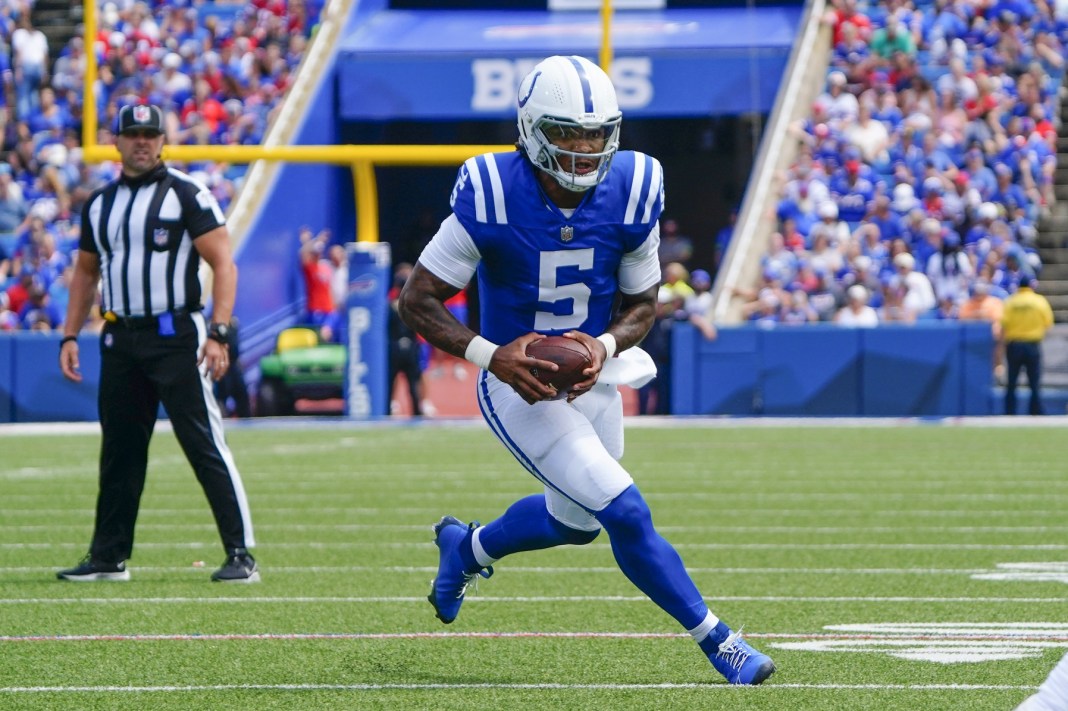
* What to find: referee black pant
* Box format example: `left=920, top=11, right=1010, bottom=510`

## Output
left=89, top=311, right=255, bottom=563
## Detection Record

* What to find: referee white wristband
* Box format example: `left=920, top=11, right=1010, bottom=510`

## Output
left=597, top=333, right=618, bottom=359
left=464, top=335, right=499, bottom=371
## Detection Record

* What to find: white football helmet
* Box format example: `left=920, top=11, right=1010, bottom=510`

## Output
left=517, top=55, right=621, bottom=192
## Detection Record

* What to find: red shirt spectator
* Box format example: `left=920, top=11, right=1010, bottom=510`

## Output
left=5, top=269, right=35, bottom=314
left=825, top=0, right=872, bottom=45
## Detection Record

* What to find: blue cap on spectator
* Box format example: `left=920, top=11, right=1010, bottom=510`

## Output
left=994, top=162, right=1012, bottom=176
left=116, top=104, right=164, bottom=136
left=692, top=269, right=712, bottom=287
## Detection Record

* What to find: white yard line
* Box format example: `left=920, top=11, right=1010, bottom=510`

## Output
left=0, top=682, right=1037, bottom=693
left=0, top=595, right=1063, bottom=604
left=3, top=415, right=1068, bottom=438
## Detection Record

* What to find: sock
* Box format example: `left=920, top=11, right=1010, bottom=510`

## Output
left=689, top=611, right=722, bottom=647
left=697, top=620, right=733, bottom=656
left=476, top=494, right=599, bottom=563
left=595, top=484, right=710, bottom=631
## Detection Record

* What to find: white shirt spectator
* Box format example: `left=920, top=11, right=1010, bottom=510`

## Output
left=835, top=285, right=880, bottom=327
left=12, top=24, right=48, bottom=72
left=815, top=71, right=860, bottom=131
left=893, top=252, right=937, bottom=314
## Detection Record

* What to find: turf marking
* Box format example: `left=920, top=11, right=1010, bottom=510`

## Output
left=0, top=595, right=1063, bottom=604
left=0, top=682, right=1038, bottom=693
left=7, top=542, right=1068, bottom=551
left=771, top=623, right=1068, bottom=663
left=0, top=565, right=1003, bottom=575
left=972, top=562, right=1068, bottom=584
left=2, top=630, right=1067, bottom=643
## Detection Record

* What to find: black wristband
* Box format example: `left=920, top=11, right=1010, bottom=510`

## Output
left=59, top=335, right=77, bottom=348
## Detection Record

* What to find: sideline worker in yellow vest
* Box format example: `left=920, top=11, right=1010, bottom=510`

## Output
left=1001, top=274, right=1054, bottom=415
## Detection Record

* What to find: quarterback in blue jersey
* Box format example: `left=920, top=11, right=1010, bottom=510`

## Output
left=398, top=55, right=775, bottom=685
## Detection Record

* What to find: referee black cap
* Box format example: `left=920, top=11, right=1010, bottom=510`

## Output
left=117, top=104, right=164, bottom=136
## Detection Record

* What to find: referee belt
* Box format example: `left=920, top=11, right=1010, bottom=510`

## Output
left=103, top=308, right=200, bottom=330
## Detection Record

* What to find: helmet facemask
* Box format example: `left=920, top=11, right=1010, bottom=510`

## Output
left=530, top=116, right=621, bottom=192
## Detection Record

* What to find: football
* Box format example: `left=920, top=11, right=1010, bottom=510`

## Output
left=526, top=336, right=592, bottom=395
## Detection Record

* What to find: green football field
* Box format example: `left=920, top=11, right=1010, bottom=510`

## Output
left=1, top=419, right=1065, bottom=710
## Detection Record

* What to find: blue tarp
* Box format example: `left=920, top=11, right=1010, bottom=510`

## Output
left=336, top=7, right=803, bottom=120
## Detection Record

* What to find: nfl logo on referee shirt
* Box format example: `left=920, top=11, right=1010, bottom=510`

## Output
left=560, top=225, right=574, bottom=243
left=154, top=228, right=168, bottom=247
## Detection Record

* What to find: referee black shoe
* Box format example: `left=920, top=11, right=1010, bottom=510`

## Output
left=211, top=548, right=260, bottom=583
left=57, top=555, right=130, bottom=582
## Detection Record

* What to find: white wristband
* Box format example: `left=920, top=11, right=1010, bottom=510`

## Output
left=597, top=333, right=618, bottom=359
left=464, top=335, right=499, bottom=371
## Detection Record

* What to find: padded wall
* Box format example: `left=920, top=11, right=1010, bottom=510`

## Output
left=9, top=334, right=100, bottom=422
left=671, top=322, right=994, bottom=417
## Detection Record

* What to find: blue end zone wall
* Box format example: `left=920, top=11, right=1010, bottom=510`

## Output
left=0, top=333, right=101, bottom=423
left=671, top=322, right=996, bottom=417
left=7, top=323, right=1068, bottom=421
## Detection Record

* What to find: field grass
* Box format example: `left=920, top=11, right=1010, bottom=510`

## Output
left=1, top=419, right=1066, bottom=710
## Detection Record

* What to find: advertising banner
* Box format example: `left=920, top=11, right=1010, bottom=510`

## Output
left=345, top=242, right=391, bottom=418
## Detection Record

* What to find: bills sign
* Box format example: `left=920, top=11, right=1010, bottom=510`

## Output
left=345, top=242, right=391, bottom=418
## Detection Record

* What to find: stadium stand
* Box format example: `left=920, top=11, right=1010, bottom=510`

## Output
left=3, top=0, right=1068, bottom=417
left=722, top=0, right=1068, bottom=330
left=0, top=0, right=321, bottom=334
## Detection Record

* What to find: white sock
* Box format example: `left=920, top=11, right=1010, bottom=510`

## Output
left=470, top=526, right=498, bottom=568
left=688, top=611, right=721, bottom=643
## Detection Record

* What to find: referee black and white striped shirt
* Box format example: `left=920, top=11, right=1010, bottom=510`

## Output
left=80, top=162, right=227, bottom=318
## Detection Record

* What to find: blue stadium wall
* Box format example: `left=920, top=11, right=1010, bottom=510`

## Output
left=671, top=322, right=997, bottom=417
left=0, top=323, right=1025, bottom=422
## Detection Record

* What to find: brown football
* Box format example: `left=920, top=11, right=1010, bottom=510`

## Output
left=526, top=336, right=592, bottom=395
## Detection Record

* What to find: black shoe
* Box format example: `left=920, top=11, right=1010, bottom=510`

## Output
left=211, top=548, right=260, bottom=583
left=57, top=555, right=130, bottom=582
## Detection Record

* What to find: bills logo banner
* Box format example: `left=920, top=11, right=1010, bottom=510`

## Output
left=345, top=242, right=391, bottom=418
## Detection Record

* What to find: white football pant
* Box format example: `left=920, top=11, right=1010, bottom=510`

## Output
left=477, top=374, right=633, bottom=532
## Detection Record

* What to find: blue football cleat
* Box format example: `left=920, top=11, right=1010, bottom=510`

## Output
left=428, top=515, right=492, bottom=624
left=707, top=625, right=776, bottom=685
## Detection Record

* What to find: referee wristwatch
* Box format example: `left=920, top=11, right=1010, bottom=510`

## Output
left=208, top=322, right=232, bottom=345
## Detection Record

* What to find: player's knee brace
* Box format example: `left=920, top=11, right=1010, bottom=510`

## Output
left=595, top=484, right=653, bottom=543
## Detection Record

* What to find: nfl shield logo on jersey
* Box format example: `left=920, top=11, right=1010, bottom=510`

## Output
left=153, top=228, right=169, bottom=247
left=559, top=225, right=574, bottom=243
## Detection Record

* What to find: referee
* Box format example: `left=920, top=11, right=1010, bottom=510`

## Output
left=57, top=104, right=258, bottom=582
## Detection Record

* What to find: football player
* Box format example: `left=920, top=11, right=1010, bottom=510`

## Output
left=398, top=55, right=775, bottom=685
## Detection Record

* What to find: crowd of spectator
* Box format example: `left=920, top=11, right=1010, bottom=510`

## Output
left=0, top=0, right=321, bottom=333
left=736, top=0, right=1068, bottom=328
left=2, top=0, right=1066, bottom=341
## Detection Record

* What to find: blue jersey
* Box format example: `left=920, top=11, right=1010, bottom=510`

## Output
left=449, top=150, right=663, bottom=344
